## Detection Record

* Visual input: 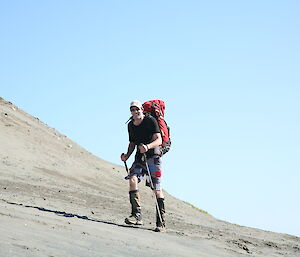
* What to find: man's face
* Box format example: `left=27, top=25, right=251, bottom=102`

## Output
left=130, top=106, right=143, bottom=120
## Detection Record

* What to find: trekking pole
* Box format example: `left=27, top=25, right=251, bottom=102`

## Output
left=142, top=153, right=164, bottom=228
left=124, top=161, right=129, bottom=174
left=122, top=153, right=129, bottom=175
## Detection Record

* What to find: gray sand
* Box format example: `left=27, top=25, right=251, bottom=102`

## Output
left=1, top=99, right=299, bottom=257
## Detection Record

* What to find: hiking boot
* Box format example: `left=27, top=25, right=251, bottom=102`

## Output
left=125, top=213, right=143, bottom=225
left=154, top=225, right=166, bottom=232
left=125, top=190, right=143, bottom=225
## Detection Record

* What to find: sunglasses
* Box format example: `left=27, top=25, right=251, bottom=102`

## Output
left=130, top=107, right=140, bottom=112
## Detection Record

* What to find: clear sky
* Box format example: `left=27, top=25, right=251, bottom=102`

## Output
left=1, top=1, right=299, bottom=237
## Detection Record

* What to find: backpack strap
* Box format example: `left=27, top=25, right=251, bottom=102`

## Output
left=125, top=116, right=133, bottom=124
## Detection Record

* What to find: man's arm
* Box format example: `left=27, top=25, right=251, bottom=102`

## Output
left=148, top=133, right=162, bottom=149
left=126, top=142, right=136, bottom=156
left=139, top=133, right=162, bottom=153
left=121, top=142, right=136, bottom=161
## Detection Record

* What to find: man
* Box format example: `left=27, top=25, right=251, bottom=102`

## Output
left=120, top=100, right=166, bottom=232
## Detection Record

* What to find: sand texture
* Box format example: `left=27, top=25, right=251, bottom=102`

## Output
left=0, top=98, right=299, bottom=257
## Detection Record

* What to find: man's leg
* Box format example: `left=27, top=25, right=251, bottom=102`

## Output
left=155, top=189, right=164, bottom=198
left=155, top=189, right=166, bottom=231
left=125, top=175, right=143, bottom=225
left=147, top=156, right=166, bottom=232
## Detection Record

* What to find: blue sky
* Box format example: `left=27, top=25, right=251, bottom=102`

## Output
left=1, top=1, right=299, bottom=236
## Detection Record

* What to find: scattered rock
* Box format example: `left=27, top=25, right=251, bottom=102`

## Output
left=176, top=231, right=185, bottom=236
left=228, top=240, right=251, bottom=254
left=242, top=245, right=250, bottom=253
left=293, top=246, right=300, bottom=251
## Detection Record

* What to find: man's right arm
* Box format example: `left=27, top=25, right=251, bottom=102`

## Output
left=121, top=142, right=136, bottom=161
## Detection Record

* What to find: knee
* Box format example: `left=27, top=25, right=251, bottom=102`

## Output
left=129, top=176, right=138, bottom=189
left=155, top=189, right=164, bottom=198
left=129, top=176, right=137, bottom=184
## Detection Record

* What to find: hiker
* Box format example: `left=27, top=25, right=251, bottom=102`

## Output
left=120, top=100, right=166, bottom=232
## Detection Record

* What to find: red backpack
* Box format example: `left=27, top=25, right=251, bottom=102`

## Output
left=142, top=100, right=171, bottom=155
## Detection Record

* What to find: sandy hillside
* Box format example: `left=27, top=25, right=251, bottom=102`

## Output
left=0, top=98, right=299, bottom=257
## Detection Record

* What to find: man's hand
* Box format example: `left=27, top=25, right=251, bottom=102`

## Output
left=120, top=153, right=128, bottom=162
left=138, top=144, right=148, bottom=153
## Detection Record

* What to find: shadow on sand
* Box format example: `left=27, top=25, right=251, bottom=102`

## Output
left=1, top=199, right=154, bottom=232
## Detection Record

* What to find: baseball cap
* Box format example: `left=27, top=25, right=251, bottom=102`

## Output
left=130, top=100, right=143, bottom=109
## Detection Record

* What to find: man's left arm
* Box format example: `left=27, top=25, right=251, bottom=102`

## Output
left=139, top=133, right=162, bottom=153
left=147, top=133, right=162, bottom=150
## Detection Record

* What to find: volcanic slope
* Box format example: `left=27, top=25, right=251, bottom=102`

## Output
left=0, top=98, right=299, bottom=257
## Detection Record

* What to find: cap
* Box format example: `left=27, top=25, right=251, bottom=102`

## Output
left=130, top=100, right=143, bottom=109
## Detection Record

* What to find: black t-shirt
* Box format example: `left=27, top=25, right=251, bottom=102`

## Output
left=128, top=115, right=160, bottom=159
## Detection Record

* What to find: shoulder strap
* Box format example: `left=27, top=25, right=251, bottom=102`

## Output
left=125, top=116, right=133, bottom=124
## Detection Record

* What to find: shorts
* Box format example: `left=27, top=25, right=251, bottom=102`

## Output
left=126, top=155, right=162, bottom=190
